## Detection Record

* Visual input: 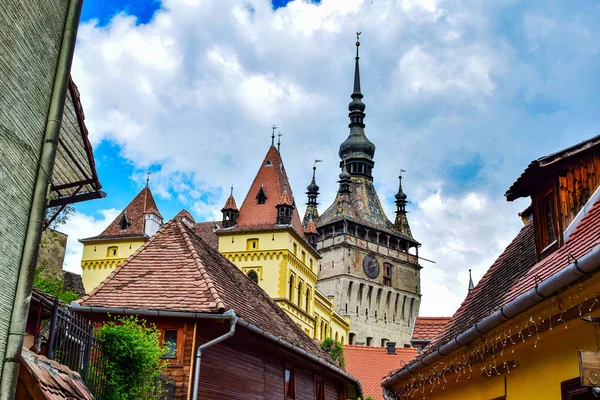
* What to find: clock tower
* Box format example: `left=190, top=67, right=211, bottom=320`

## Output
left=306, top=36, right=422, bottom=348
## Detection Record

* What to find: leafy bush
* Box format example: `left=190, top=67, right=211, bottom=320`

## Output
left=33, top=266, right=79, bottom=304
left=320, top=337, right=345, bottom=368
left=97, top=315, right=167, bottom=400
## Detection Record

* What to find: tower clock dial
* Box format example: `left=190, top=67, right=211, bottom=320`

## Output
left=362, top=255, right=380, bottom=279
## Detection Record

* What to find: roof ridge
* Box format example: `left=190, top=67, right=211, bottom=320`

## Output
left=177, top=220, right=226, bottom=311
left=78, top=219, right=173, bottom=303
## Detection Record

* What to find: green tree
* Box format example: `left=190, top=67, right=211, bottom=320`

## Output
left=97, top=315, right=167, bottom=400
left=33, top=266, right=79, bottom=304
left=320, top=337, right=345, bottom=368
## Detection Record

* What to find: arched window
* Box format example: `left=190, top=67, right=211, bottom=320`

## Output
left=288, top=274, right=295, bottom=302
left=401, top=295, right=407, bottom=320
left=409, top=298, right=415, bottom=323
left=297, top=281, right=303, bottom=308
left=247, top=271, right=258, bottom=284
left=347, top=281, right=353, bottom=303
left=305, top=287, right=310, bottom=312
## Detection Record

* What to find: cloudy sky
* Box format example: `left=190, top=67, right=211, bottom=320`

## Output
left=63, top=0, right=600, bottom=316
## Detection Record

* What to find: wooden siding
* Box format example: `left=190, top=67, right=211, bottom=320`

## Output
left=0, top=0, right=69, bottom=377
left=88, top=315, right=351, bottom=400
left=532, top=150, right=600, bottom=259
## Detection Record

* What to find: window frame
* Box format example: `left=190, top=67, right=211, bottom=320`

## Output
left=284, top=362, right=296, bottom=399
left=534, top=182, right=561, bottom=259
left=313, top=375, right=325, bottom=400
left=159, top=325, right=184, bottom=366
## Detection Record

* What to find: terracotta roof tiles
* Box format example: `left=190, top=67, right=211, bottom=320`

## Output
left=79, top=218, right=333, bottom=363
left=344, top=345, right=417, bottom=400
left=192, top=221, right=220, bottom=250
left=80, top=186, right=162, bottom=241
left=305, top=220, right=318, bottom=235
left=235, top=146, right=305, bottom=238
left=19, top=348, right=95, bottom=400
left=222, top=195, right=238, bottom=211
left=412, top=317, right=451, bottom=341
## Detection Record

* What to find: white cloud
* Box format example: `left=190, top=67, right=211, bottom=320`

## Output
left=61, top=209, right=121, bottom=274
left=68, top=0, right=600, bottom=317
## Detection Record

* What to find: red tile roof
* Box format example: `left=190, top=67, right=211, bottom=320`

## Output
left=344, top=345, right=417, bottom=400
left=19, top=348, right=95, bottom=400
left=235, top=146, right=305, bottom=238
left=175, top=209, right=195, bottom=223
left=79, top=218, right=333, bottom=363
left=305, top=220, right=318, bottom=235
left=222, top=194, right=238, bottom=211
left=192, top=221, right=220, bottom=250
left=80, top=186, right=162, bottom=241
left=412, top=317, right=450, bottom=341
left=420, top=197, right=600, bottom=360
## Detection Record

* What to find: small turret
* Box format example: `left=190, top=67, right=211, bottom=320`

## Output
left=394, top=173, right=413, bottom=238
left=304, top=218, right=319, bottom=249
left=276, top=185, right=294, bottom=225
left=221, top=186, right=239, bottom=229
left=338, top=161, right=351, bottom=194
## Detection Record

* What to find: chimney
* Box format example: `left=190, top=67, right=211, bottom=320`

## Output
left=386, top=341, right=396, bottom=355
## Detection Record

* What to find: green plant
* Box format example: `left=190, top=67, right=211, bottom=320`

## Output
left=364, top=396, right=374, bottom=400
left=33, top=266, right=79, bottom=304
left=320, top=337, right=345, bottom=368
left=97, top=315, right=167, bottom=400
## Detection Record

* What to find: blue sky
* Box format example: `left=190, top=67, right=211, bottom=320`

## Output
left=66, top=0, right=600, bottom=316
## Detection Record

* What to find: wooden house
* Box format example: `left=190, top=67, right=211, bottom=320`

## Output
left=382, top=135, right=600, bottom=399
left=74, top=214, right=363, bottom=399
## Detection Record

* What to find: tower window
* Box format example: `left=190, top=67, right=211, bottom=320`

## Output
left=247, top=270, right=259, bottom=284
left=257, top=186, right=267, bottom=204
left=246, top=239, right=259, bottom=250
left=107, top=246, right=118, bottom=257
left=383, top=263, right=393, bottom=287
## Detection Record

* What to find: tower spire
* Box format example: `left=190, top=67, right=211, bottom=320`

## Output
left=395, top=170, right=408, bottom=214
left=271, top=125, right=277, bottom=147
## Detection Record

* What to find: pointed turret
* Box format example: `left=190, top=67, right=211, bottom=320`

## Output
left=81, top=186, right=163, bottom=241
left=394, top=174, right=413, bottom=238
left=304, top=216, right=319, bottom=249
left=303, top=161, right=321, bottom=227
left=221, top=186, right=239, bottom=229
left=234, top=134, right=306, bottom=238
left=338, top=33, right=376, bottom=179
left=338, top=160, right=351, bottom=194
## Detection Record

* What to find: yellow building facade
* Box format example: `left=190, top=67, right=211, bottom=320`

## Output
left=217, top=143, right=350, bottom=343
left=80, top=186, right=163, bottom=292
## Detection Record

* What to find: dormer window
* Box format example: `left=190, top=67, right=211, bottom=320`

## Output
left=119, top=213, right=129, bottom=230
left=535, top=186, right=559, bottom=258
left=265, top=158, right=272, bottom=166
left=257, top=186, right=267, bottom=204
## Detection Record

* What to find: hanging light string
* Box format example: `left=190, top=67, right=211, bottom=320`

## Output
left=387, top=276, right=600, bottom=399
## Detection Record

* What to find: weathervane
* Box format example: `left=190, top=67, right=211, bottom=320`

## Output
left=146, top=171, right=151, bottom=187
left=277, top=131, right=283, bottom=152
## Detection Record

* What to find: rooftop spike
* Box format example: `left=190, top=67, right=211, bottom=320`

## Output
left=353, top=32, right=362, bottom=96
left=271, top=124, right=277, bottom=147
left=468, top=269, right=475, bottom=292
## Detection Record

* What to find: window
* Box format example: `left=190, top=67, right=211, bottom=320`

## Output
left=284, top=364, right=295, bottom=398
left=301, top=251, right=306, bottom=264
left=257, top=186, right=267, bottom=204
left=106, top=246, right=118, bottom=257
left=314, top=377, right=325, bottom=400
left=247, top=270, right=258, bottom=284
left=293, top=243, right=297, bottom=256
left=265, top=158, right=272, bottom=166
left=538, top=190, right=558, bottom=251
left=297, top=281, right=303, bottom=308
left=246, top=239, right=259, bottom=250
left=383, top=263, right=393, bottom=286
left=366, top=337, right=373, bottom=346
left=289, top=274, right=295, bottom=302
left=349, top=333, right=355, bottom=345
left=305, top=287, right=310, bottom=312
left=163, top=330, right=178, bottom=359
left=309, top=259, right=313, bottom=270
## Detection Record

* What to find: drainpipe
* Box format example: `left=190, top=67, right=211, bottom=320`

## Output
left=0, top=0, right=83, bottom=398
left=191, top=310, right=238, bottom=400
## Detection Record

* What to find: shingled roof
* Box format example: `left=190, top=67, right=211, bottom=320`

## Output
left=192, top=221, right=220, bottom=250
left=233, top=146, right=305, bottom=238
left=402, top=196, right=600, bottom=366
left=78, top=218, right=332, bottom=361
left=317, top=177, right=418, bottom=245
left=344, top=345, right=416, bottom=400
left=80, top=186, right=162, bottom=241
left=411, top=317, right=450, bottom=342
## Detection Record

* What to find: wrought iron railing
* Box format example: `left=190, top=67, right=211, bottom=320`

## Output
left=46, top=298, right=106, bottom=399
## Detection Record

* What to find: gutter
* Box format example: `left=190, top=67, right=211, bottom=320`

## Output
left=72, top=304, right=364, bottom=398
left=382, top=245, right=600, bottom=389
left=0, top=0, right=83, bottom=398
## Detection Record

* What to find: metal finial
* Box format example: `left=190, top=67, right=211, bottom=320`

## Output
left=146, top=171, right=151, bottom=187
left=271, top=125, right=277, bottom=146
left=277, top=131, right=283, bottom=152
left=230, top=185, right=233, bottom=196
left=313, top=160, right=323, bottom=176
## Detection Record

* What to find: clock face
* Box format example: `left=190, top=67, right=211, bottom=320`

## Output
left=362, top=255, right=380, bottom=279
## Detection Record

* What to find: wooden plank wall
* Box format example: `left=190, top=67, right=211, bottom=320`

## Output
left=0, top=0, right=69, bottom=378
left=557, top=152, right=600, bottom=231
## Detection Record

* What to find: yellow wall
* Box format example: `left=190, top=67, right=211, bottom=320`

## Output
left=389, top=275, right=600, bottom=400
left=219, top=229, right=350, bottom=343
left=81, top=238, right=146, bottom=293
